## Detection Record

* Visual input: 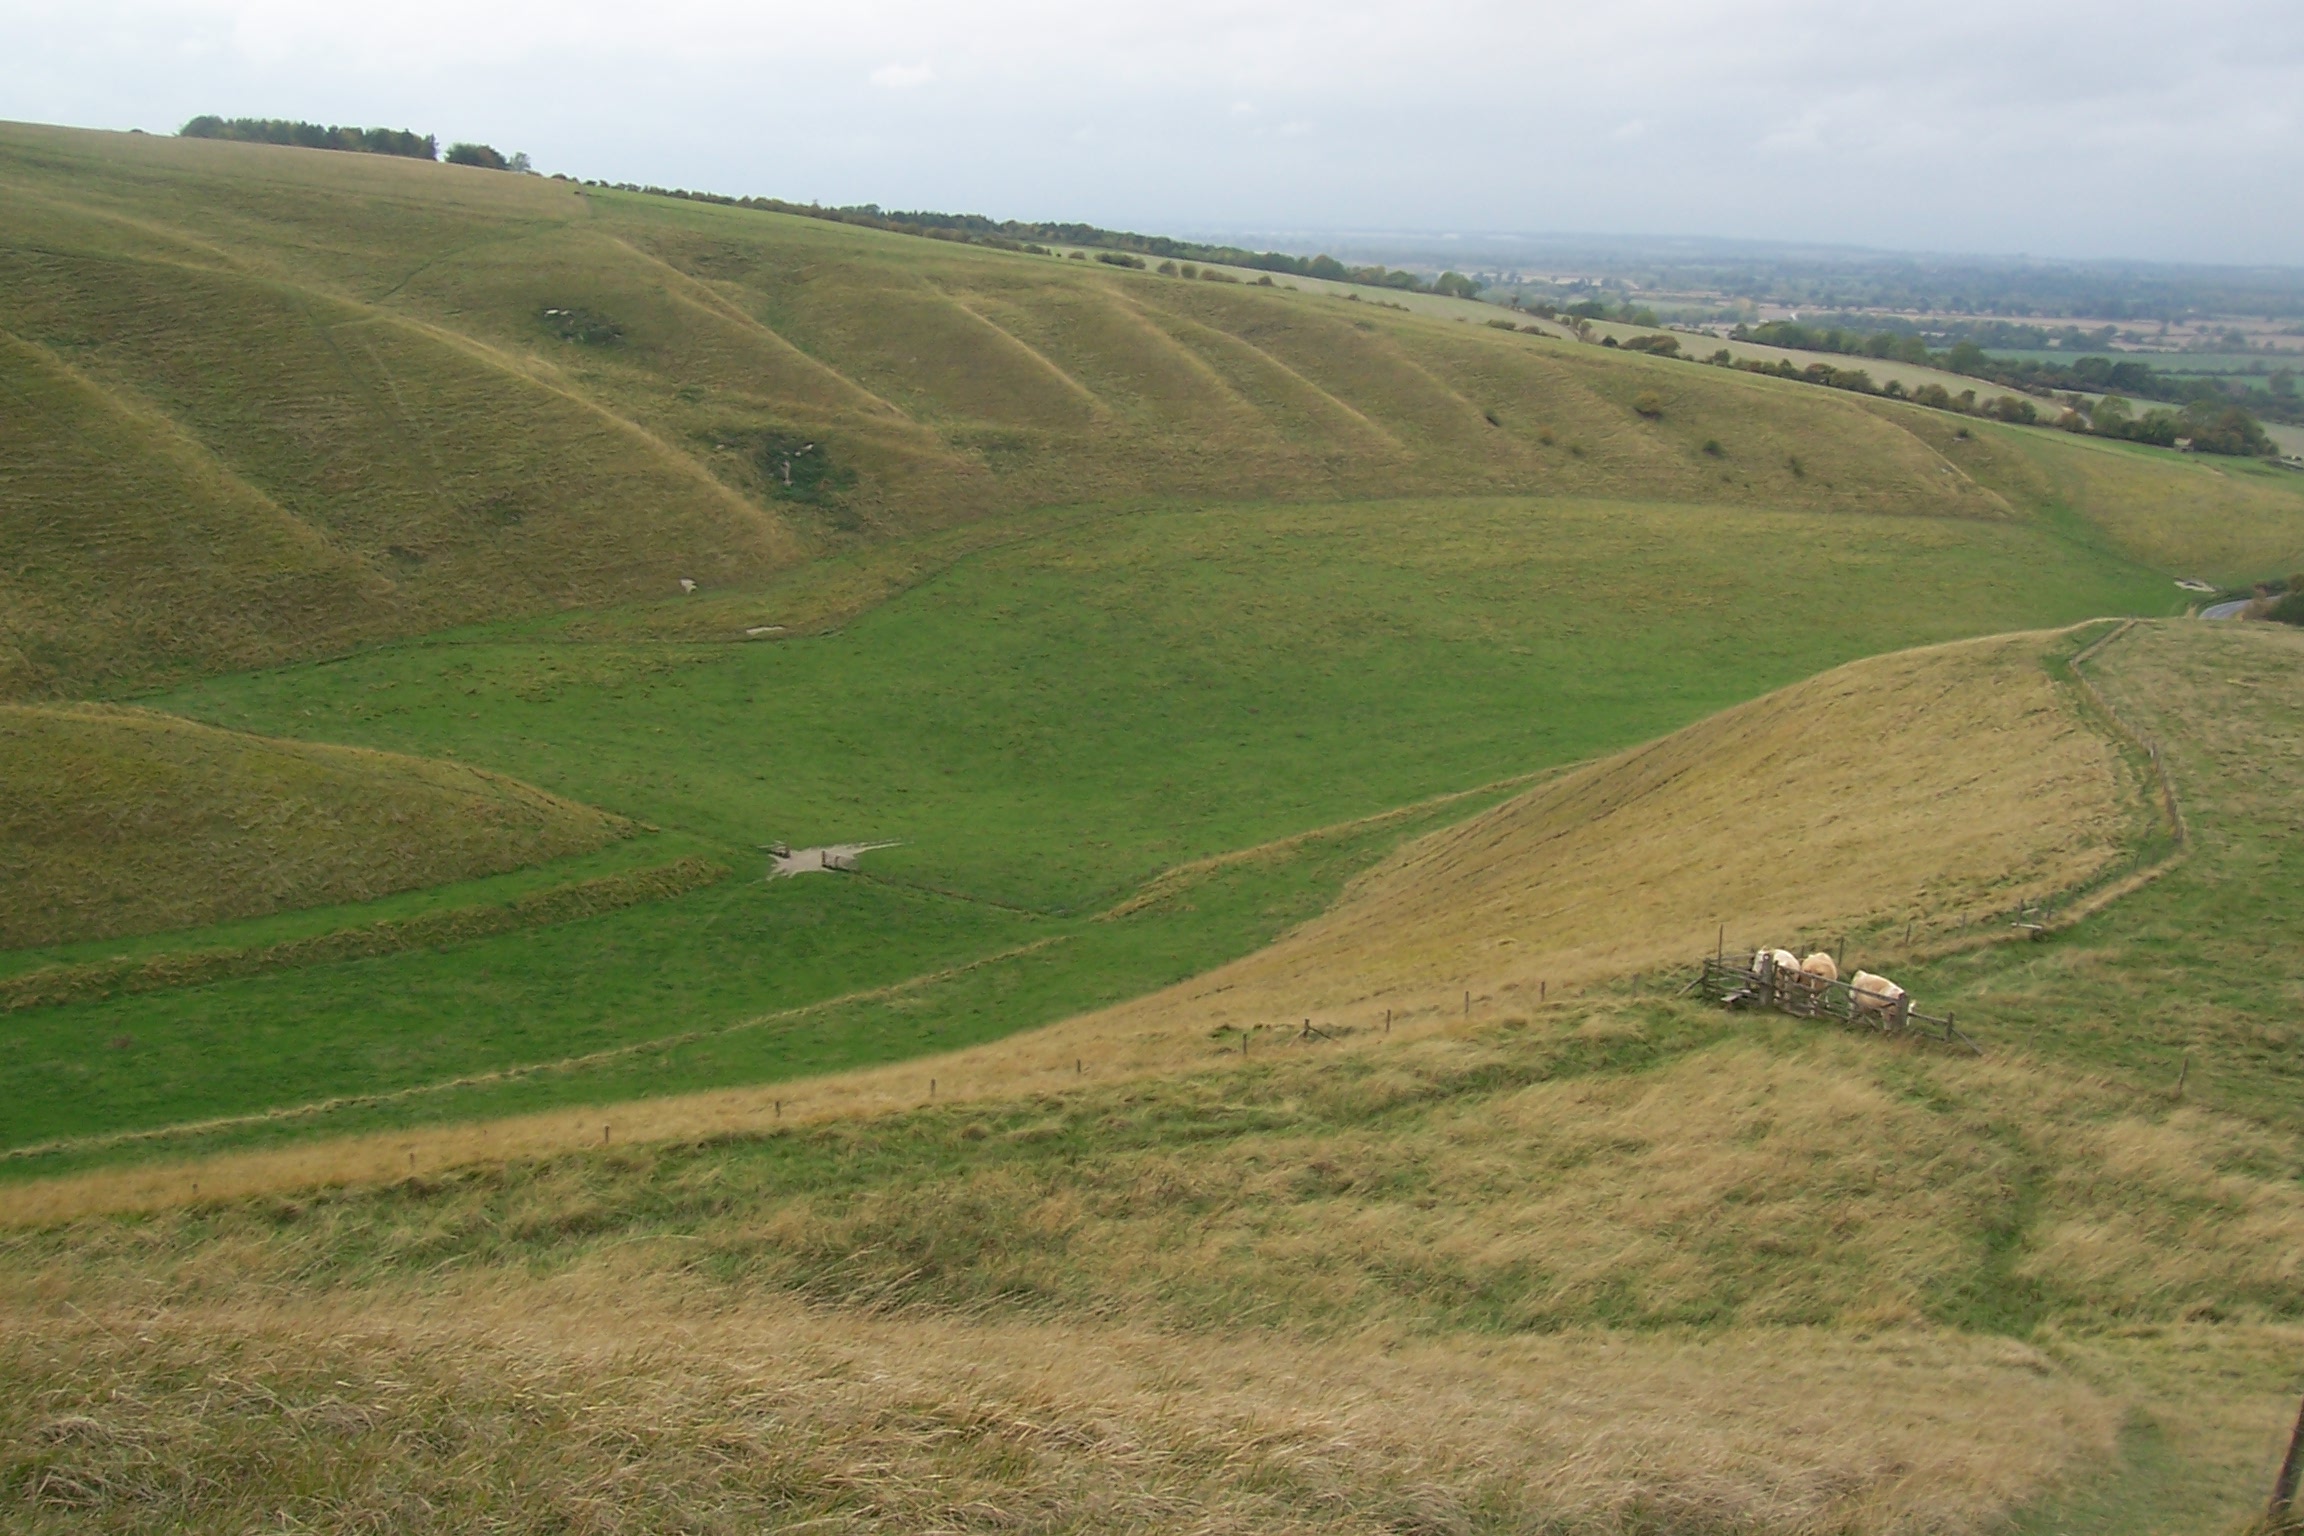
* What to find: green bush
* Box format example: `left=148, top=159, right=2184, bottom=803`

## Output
left=750, top=432, right=856, bottom=504
left=180, top=116, right=435, bottom=159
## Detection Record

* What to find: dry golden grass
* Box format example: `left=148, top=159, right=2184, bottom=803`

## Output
left=0, top=702, right=624, bottom=948
left=15, top=1018, right=2304, bottom=1530
left=0, top=1282, right=2115, bottom=1535
left=1089, top=626, right=2140, bottom=1036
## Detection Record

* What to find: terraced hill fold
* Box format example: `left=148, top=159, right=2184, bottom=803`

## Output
left=0, top=704, right=625, bottom=949
left=11, top=121, right=2300, bottom=698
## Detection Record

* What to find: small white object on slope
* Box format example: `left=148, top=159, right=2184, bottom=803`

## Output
left=770, top=842, right=900, bottom=877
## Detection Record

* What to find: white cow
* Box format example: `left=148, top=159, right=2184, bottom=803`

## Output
left=1849, top=970, right=1907, bottom=1016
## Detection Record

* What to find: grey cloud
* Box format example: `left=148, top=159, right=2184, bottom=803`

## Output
left=1, top=0, right=2297, bottom=260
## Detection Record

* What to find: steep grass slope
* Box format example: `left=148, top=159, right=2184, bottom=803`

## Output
left=5, top=624, right=2301, bottom=1530
left=1073, top=626, right=2148, bottom=1042
left=0, top=704, right=625, bottom=948
left=6, top=120, right=2298, bottom=696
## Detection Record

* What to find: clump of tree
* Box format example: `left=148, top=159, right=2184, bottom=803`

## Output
left=1719, top=353, right=1881, bottom=397
left=1560, top=298, right=1661, bottom=327
left=179, top=116, right=435, bottom=159
left=1701, top=344, right=2273, bottom=455
left=1735, top=320, right=1934, bottom=366
left=1619, top=333, right=1681, bottom=357
left=568, top=183, right=1476, bottom=299
left=1727, top=318, right=2291, bottom=441
left=2262, top=577, right=2304, bottom=626
left=445, top=143, right=531, bottom=173
left=2083, top=396, right=2273, bottom=454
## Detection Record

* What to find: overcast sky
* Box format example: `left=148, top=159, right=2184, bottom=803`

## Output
left=6, top=0, right=2301, bottom=265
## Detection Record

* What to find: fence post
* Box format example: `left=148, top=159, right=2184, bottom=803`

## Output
left=2269, top=1392, right=2304, bottom=1528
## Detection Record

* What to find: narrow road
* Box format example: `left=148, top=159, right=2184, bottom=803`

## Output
left=2201, top=600, right=2251, bottom=620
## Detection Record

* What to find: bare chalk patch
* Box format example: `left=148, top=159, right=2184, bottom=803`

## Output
left=766, top=841, right=899, bottom=877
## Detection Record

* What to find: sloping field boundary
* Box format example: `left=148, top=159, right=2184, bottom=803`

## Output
left=0, top=855, right=731, bottom=1015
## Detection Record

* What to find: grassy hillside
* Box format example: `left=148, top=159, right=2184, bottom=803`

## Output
left=5, top=623, right=2303, bottom=1532
left=0, top=496, right=2174, bottom=1168
left=1134, top=628, right=2148, bottom=1030
left=0, top=704, right=626, bottom=948
left=7, top=120, right=2303, bottom=697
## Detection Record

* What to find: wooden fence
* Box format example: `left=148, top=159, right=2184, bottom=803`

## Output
left=1690, top=954, right=1979, bottom=1054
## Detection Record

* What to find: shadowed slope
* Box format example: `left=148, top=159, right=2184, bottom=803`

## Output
left=0, top=705, right=626, bottom=948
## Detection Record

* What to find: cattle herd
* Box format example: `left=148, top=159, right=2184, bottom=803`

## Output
left=1753, top=948, right=1909, bottom=1018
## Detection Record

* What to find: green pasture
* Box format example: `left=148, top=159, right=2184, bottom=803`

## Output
left=0, top=793, right=1489, bottom=1177
left=1903, top=620, right=2304, bottom=1136
left=5, top=493, right=2177, bottom=1166
left=149, top=498, right=2180, bottom=912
